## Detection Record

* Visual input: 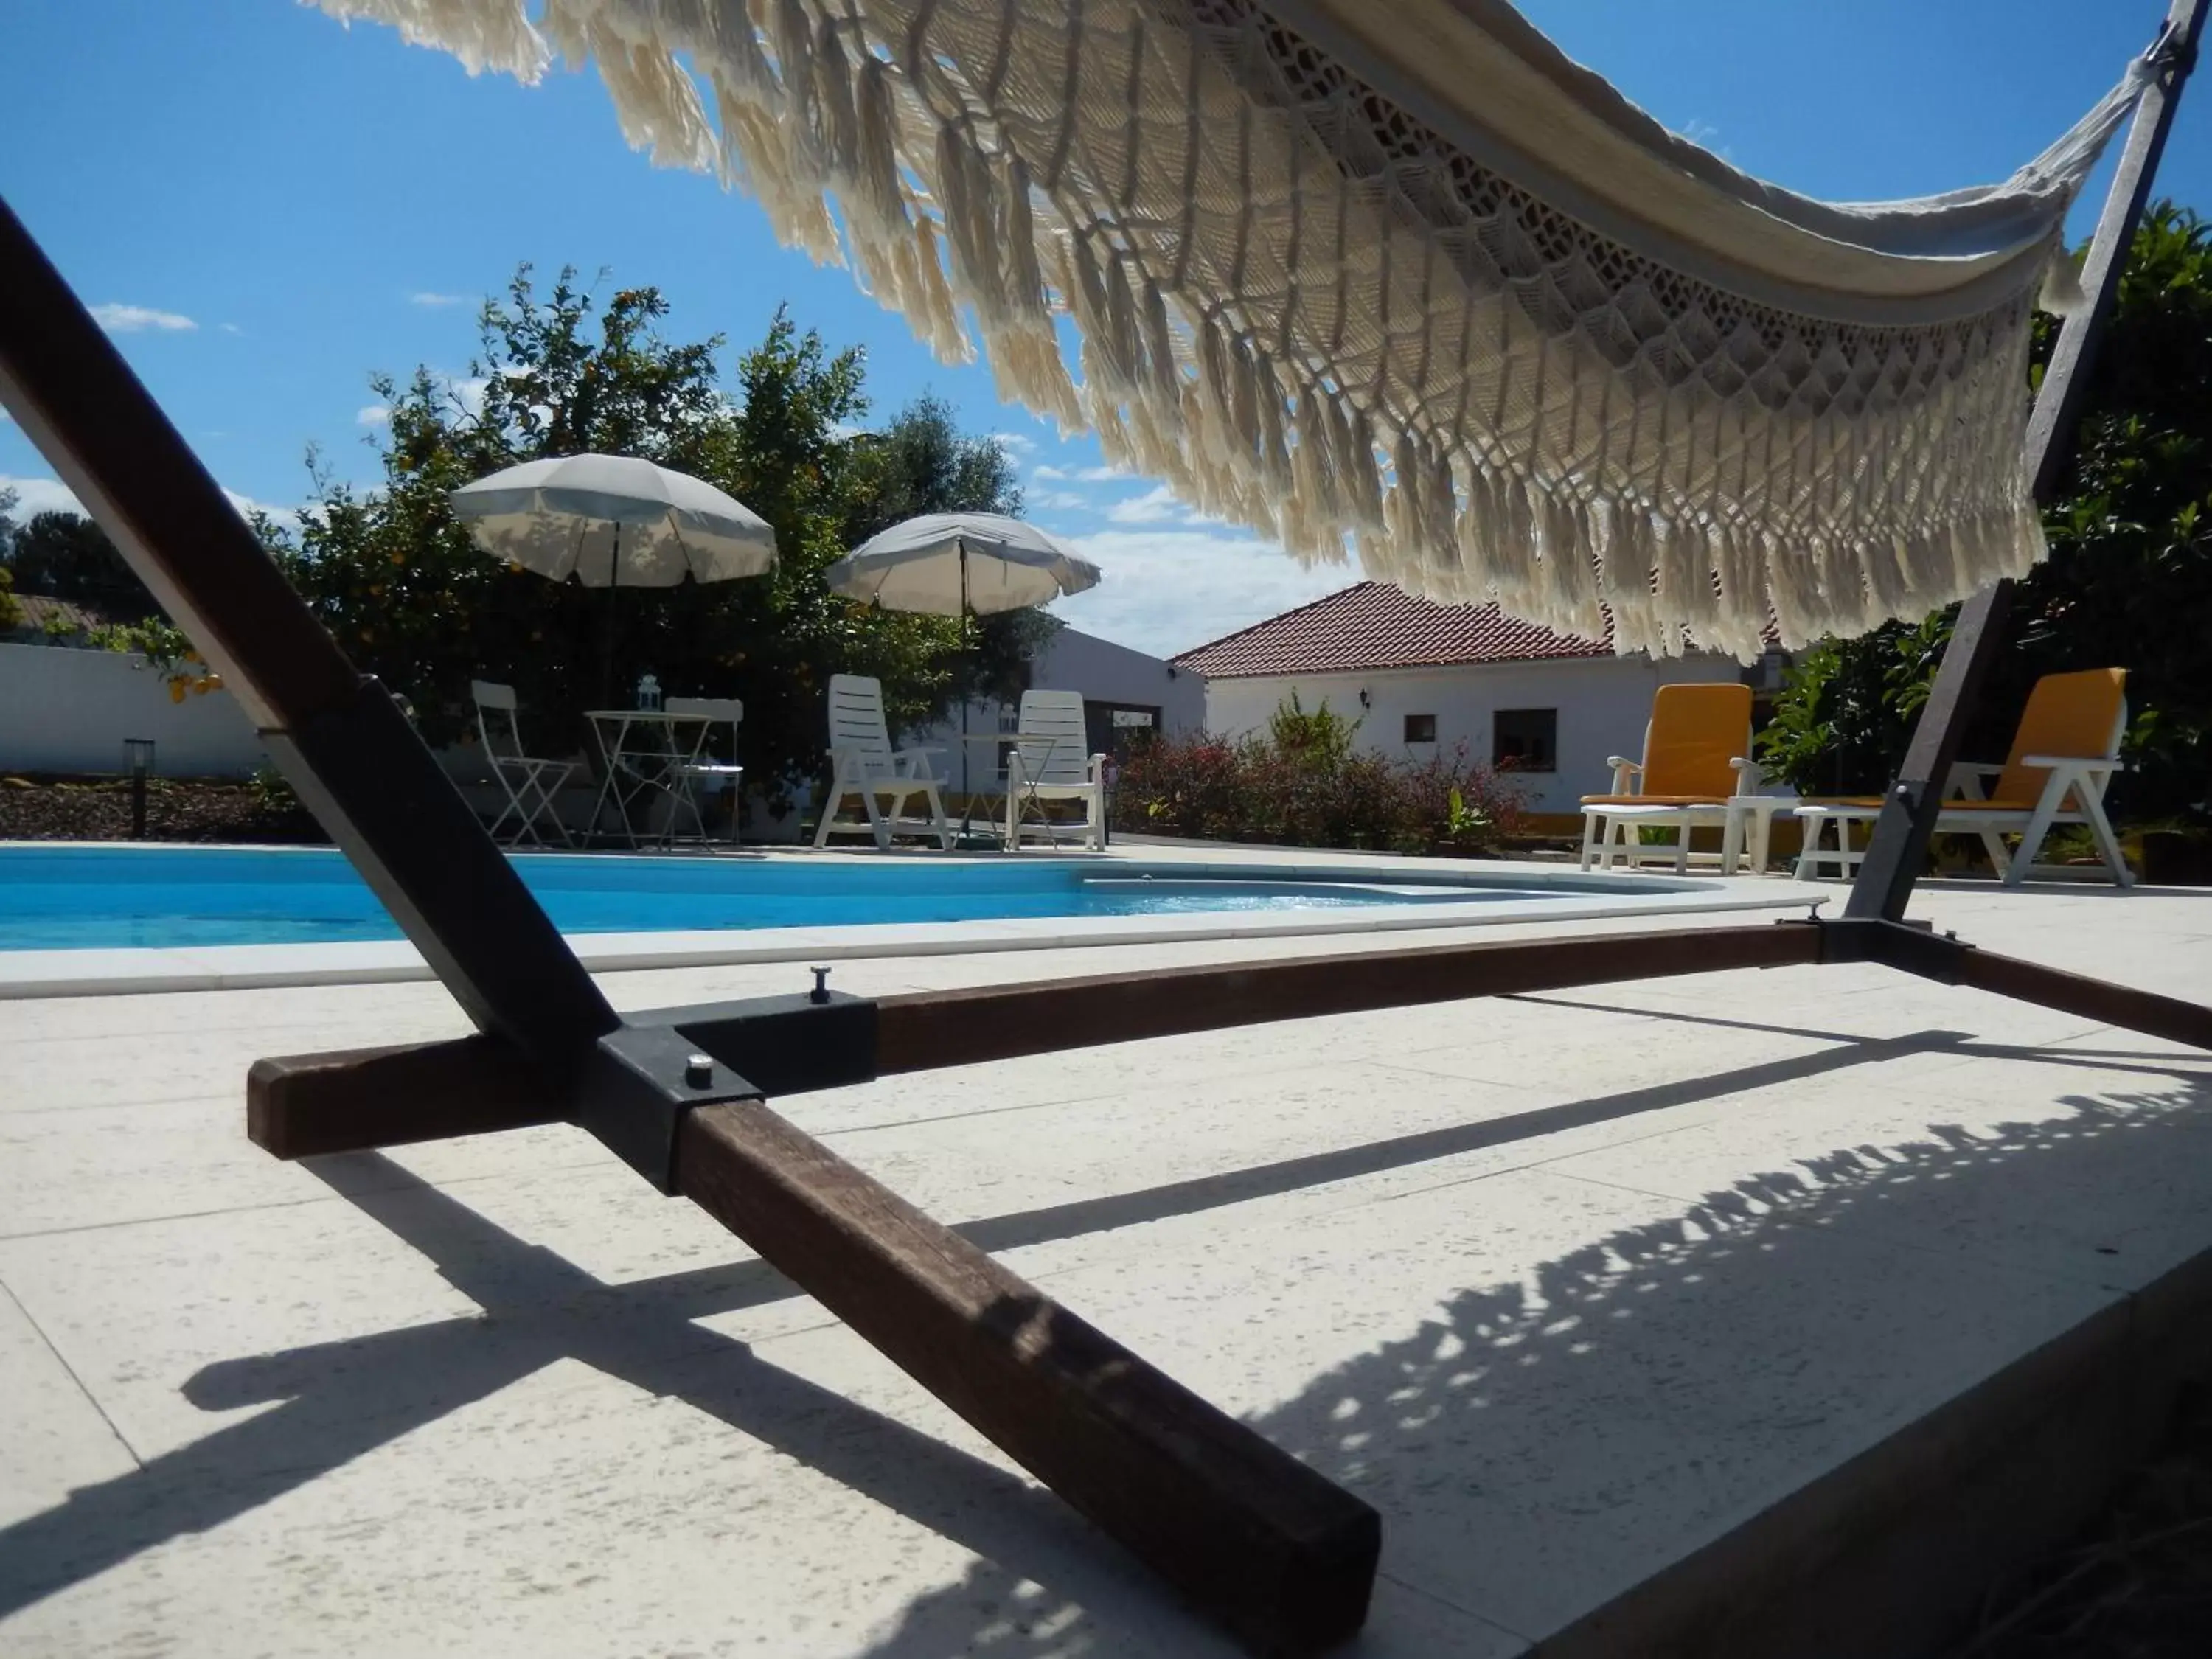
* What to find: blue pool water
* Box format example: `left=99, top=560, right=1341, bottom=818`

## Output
left=0, top=846, right=1564, bottom=952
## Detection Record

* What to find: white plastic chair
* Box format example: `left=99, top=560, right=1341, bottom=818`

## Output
left=665, top=695, right=745, bottom=846
left=1797, top=667, right=2133, bottom=887
left=1004, top=690, right=1107, bottom=851
left=1579, top=683, right=1782, bottom=874
left=812, top=674, right=954, bottom=850
left=472, top=678, right=576, bottom=848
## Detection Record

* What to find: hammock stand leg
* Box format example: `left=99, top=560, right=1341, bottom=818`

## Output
left=1846, top=0, right=2205, bottom=931
left=0, top=195, right=1380, bottom=1658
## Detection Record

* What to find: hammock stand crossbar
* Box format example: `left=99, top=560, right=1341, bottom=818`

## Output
left=0, top=5, right=2202, bottom=1652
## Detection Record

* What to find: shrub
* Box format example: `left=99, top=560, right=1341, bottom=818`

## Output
left=1112, top=703, right=1525, bottom=855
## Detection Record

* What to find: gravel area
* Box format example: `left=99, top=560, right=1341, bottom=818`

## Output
left=0, top=775, right=325, bottom=844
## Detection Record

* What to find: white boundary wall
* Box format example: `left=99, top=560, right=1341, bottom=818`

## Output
left=0, top=642, right=266, bottom=777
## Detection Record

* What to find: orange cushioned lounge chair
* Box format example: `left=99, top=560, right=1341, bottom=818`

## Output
left=1579, top=681, right=1775, bottom=874
left=1794, top=667, right=2132, bottom=886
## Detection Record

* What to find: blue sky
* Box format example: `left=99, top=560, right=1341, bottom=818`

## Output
left=2, top=0, right=2204, bottom=658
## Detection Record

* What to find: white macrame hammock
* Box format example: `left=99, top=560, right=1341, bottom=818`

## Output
left=313, top=0, right=2152, bottom=658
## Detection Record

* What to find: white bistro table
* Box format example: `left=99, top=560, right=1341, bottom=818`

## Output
left=585, top=708, right=715, bottom=849
left=956, top=729, right=1071, bottom=849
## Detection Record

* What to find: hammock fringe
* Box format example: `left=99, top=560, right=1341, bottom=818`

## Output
left=310, top=0, right=2104, bottom=659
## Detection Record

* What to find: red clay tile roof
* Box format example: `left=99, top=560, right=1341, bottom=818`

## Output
left=8, top=594, right=110, bottom=636
left=1173, top=582, right=1613, bottom=678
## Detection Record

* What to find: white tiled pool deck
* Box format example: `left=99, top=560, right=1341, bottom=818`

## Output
left=5, top=848, right=2212, bottom=1656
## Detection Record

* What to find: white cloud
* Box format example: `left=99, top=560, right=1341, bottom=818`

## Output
left=991, top=430, right=1037, bottom=454
left=411, top=291, right=469, bottom=307
left=358, top=404, right=392, bottom=426
left=0, top=475, right=83, bottom=517
left=91, top=302, right=197, bottom=334
left=1038, top=525, right=1360, bottom=661
left=225, top=489, right=302, bottom=532
left=0, top=474, right=297, bottom=533
left=1105, top=484, right=1184, bottom=524
left=1031, top=489, right=1091, bottom=511
left=1032, top=463, right=1129, bottom=483
left=218, top=322, right=243, bottom=335
left=440, top=363, right=532, bottom=417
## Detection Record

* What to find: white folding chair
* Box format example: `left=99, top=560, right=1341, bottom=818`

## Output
left=812, top=674, right=954, bottom=850
left=665, top=695, right=745, bottom=846
left=1005, top=689, right=1107, bottom=851
left=472, top=678, right=576, bottom=848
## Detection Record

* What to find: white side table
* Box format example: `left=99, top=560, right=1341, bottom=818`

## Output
left=1792, top=803, right=1884, bottom=881
left=1720, top=796, right=1795, bottom=876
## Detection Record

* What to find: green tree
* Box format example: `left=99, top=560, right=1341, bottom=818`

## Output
left=271, top=265, right=1036, bottom=800
left=0, top=487, right=19, bottom=631
left=1761, top=202, right=2212, bottom=819
left=1, top=509, right=160, bottom=622
left=841, top=392, right=1022, bottom=543
left=1754, top=613, right=1951, bottom=797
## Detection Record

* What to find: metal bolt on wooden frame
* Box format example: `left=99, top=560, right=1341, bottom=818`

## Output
left=0, top=9, right=2203, bottom=1649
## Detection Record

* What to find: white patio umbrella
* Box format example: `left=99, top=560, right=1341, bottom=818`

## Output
left=450, top=453, right=777, bottom=708
left=824, top=512, right=1102, bottom=802
left=450, top=453, right=777, bottom=586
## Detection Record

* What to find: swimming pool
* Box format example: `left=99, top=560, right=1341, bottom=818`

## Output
left=0, top=844, right=1820, bottom=1000
left=0, top=844, right=1573, bottom=951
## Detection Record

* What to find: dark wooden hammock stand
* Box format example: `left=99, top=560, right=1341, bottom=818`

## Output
left=0, top=6, right=2202, bottom=1652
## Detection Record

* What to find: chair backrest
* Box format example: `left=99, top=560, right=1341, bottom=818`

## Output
left=472, top=678, right=524, bottom=762
left=667, top=696, right=742, bottom=759
left=827, top=674, right=894, bottom=773
left=1015, top=690, right=1093, bottom=787
left=1640, top=681, right=1753, bottom=799
left=1992, top=668, right=2127, bottom=807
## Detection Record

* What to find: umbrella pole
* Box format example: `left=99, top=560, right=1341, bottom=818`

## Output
left=599, top=523, right=622, bottom=713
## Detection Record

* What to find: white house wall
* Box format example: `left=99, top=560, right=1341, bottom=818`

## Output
left=1201, top=655, right=1739, bottom=815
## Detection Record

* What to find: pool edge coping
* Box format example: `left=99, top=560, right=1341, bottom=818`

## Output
left=0, top=880, right=1826, bottom=999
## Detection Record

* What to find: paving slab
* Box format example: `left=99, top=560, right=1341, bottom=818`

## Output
left=3, top=867, right=2211, bottom=1656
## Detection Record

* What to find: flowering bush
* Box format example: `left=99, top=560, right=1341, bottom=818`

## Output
left=1111, top=700, right=1525, bottom=855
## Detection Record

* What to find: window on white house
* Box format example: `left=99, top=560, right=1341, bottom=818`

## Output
left=1403, top=713, right=1436, bottom=745
left=1493, top=708, right=1557, bottom=772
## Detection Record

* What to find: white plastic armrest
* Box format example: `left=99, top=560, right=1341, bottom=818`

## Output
left=1944, top=760, right=2003, bottom=800
left=1606, top=756, right=1641, bottom=793
left=1088, top=752, right=1108, bottom=785
left=1728, top=755, right=1764, bottom=797
left=2020, top=754, right=2112, bottom=771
